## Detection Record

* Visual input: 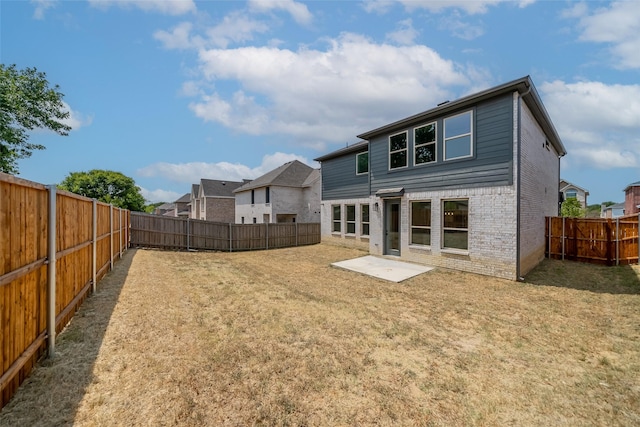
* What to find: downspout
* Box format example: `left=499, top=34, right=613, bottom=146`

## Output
left=516, top=84, right=531, bottom=281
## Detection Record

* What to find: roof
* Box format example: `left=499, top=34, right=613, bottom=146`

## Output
left=174, top=193, right=190, bottom=203
left=301, top=169, right=321, bottom=187
left=314, top=140, right=368, bottom=162
left=191, top=184, right=200, bottom=197
left=155, top=203, right=175, bottom=211
left=624, top=181, right=640, bottom=191
left=316, top=76, right=566, bottom=163
left=603, top=202, right=625, bottom=210
left=199, top=179, right=245, bottom=197
left=560, top=180, right=589, bottom=195
left=234, top=160, right=315, bottom=192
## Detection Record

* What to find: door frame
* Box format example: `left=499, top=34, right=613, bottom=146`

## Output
left=384, top=199, right=401, bottom=256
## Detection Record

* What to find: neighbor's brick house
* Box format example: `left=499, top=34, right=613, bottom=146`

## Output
left=624, top=181, right=640, bottom=215
left=315, top=76, right=566, bottom=280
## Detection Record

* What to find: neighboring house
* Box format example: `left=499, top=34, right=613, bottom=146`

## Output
left=624, top=181, right=640, bottom=215
left=192, top=179, right=245, bottom=222
left=560, top=179, right=589, bottom=209
left=600, top=203, right=625, bottom=218
left=154, top=203, right=175, bottom=216
left=315, top=76, right=567, bottom=280
left=173, top=193, right=191, bottom=217
left=189, top=184, right=200, bottom=219
left=233, top=160, right=321, bottom=224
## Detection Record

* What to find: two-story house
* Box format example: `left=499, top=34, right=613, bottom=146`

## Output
left=233, top=160, right=321, bottom=224
left=624, top=181, right=640, bottom=215
left=191, top=179, right=245, bottom=222
left=189, top=184, right=200, bottom=219
left=560, top=179, right=589, bottom=209
left=315, top=76, right=567, bottom=280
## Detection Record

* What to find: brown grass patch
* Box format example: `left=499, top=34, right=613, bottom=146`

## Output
left=1, top=245, right=639, bottom=426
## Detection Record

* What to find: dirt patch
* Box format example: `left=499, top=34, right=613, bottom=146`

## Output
left=1, top=245, right=639, bottom=426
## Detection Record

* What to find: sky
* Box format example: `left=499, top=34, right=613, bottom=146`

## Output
left=2, top=0, right=639, bottom=205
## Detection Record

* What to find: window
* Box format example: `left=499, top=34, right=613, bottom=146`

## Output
left=356, top=151, right=369, bottom=175
left=414, top=123, right=436, bottom=165
left=389, top=131, right=408, bottom=169
left=251, top=189, right=255, bottom=204
left=411, top=201, right=431, bottom=245
left=345, top=205, right=356, bottom=234
left=253, top=217, right=257, bottom=224
left=444, top=111, right=473, bottom=161
left=566, top=190, right=577, bottom=199
left=361, top=204, right=370, bottom=236
left=442, top=200, right=468, bottom=250
left=241, top=217, right=245, bottom=224
left=265, top=187, right=270, bottom=204
left=332, top=205, right=341, bottom=232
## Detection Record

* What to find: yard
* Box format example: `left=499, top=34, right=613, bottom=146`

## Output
left=1, top=244, right=639, bottom=426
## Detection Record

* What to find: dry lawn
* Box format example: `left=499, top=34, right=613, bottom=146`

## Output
left=1, top=244, right=639, bottom=426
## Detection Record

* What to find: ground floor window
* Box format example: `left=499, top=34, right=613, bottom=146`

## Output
left=411, top=201, right=431, bottom=245
left=332, top=205, right=341, bottom=232
left=345, top=205, right=356, bottom=234
left=361, top=204, right=370, bottom=236
left=442, top=199, right=468, bottom=250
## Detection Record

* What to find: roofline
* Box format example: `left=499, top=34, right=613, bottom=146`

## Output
left=314, top=140, right=368, bottom=162
left=355, top=76, right=566, bottom=157
left=624, top=181, right=640, bottom=192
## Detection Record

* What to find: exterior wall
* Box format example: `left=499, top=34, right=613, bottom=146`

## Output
left=625, top=186, right=640, bottom=215
left=368, top=94, right=514, bottom=195
left=561, top=186, right=588, bottom=209
left=302, top=178, right=322, bottom=223
left=235, top=190, right=270, bottom=223
left=202, top=197, right=235, bottom=222
left=321, top=150, right=369, bottom=200
left=518, top=96, right=561, bottom=277
left=271, top=187, right=305, bottom=222
left=320, top=197, right=372, bottom=251
left=235, top=183, right=321, bottom=224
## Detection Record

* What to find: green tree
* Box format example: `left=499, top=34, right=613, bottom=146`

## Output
left=144, top=202, right=166, bottom=214
left=561, top=198, right=585, bottom=218
left=59, top=170, right=146, bottom=211
left=0, top=64, right=71, bottom=174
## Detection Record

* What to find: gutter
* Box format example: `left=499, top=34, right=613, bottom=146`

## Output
left=516, top=83, right=532, bottom=281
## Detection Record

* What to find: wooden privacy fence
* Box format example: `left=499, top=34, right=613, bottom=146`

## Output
left=0, top=173, right=129, bottom=408
left=130, top=212, right=320, bottom=251
left=546, top=215, right=640, bottom=266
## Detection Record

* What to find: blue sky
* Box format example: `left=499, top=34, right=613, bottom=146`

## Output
left=2, top=0, right=639, bottom=205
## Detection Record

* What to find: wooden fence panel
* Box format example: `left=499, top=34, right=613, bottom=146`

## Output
left=0, top=173, right=130, bottom=409
left=546, top=215, right=639, bottom=266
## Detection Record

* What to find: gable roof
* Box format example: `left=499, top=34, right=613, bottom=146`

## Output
left=234, top=160, right=315, bottom=192
left=199, top=179, right=244, bottom=197
left=301, top=169, right=321, bottom=187
left=624, top=181, right=640, bottom=192
left=190, top=184, right=200, bottom=197
left=560, top=180, right=589, bottom=195
left=174, top=193, right=190, bottom=203
left=350, top=76, right=565, bottom=158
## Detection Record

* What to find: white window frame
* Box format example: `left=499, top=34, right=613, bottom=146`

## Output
left=443, top=110, right=473, bottom=161
left=332, top=205, right=341, bottom=233
left=345, top=204, right=356, bottom=235
left=361, top=204, right=370, bottom=236
left=356, top=151, right=369, bottom=175
left=388, top=131, right=408, bottom=170
left=442, top=199, right=469, bottom=252
left=413, top=122, right=437, bottom=166
left=410, top=200, right=431, bottom=246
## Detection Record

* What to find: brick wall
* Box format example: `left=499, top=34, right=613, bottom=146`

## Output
left=204, top=197, right=235, bottom=223
left=625, top=186, right=640, bottom=215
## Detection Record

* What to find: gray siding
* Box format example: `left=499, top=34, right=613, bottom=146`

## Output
left=370, top=94, right=514, bottom=194
left=321, top=150, right=369, bottom=200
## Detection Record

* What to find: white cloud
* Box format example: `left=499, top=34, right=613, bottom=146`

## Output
left=248, top=0, right=313, bottom=25
left=439, top=14, right=485, bottom=40
left=205, top=11, right=270, bottom=48
left=189, top=33, right=474, bottom=146
left=31, top=0, right=56, bottom=20
left=568, top=1, right=640, bottom=69
left=540, top=80, right=640, bottom=169
left=88, top=0, right=196, bottom=15
left=154, top=22, right=201, bottom=50
left=137, top=152, right=314, bottom=184
left=385, top=19, right=419, bottom=45
left=366, top=0, right=531, bottom=15
left=139, top=187, right=183, bottom=204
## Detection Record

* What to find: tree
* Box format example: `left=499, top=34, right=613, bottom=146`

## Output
left=0, top=64, right=71, bottom=174
left=144, top=202, right=166, bottom=214
left=561, top=198, right=585, bottom=218
left=59, top=170, right=146, bottom=211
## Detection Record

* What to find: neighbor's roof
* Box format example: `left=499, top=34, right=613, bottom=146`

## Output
left=318, top=76, right=566, bottom=162
left=560, top=180, right=589, bottom=195
left=156, top=203, right=175, bottom=211
left=624, top=181, right=640, bottom=191
left=191, top=184, right=200, bottom=197
left=314, top=140, right=368, bottom=162
left=234, top=160, right=315, bottom=192
left=174, top=193, right=191, bottom=203
left=603, top=202, right=625, bottom=210
left=301, top=169, right=321, bottom=187
left=200, top=179, right=245, bottom=197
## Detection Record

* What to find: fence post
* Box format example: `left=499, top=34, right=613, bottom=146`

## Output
left=187, top=218, right=191, bottom=250
left=296, top=222, right=299, bottom=247
left=638, top=213, right=640, bottom=265
left=46, top=185, right=57, bottom=357
left=229, top=223, right=232, bottom=252
left=110, top=205, right=114, bottom=270
left=547, top=217, right=551, bottom=259
left=616, top=218, right=620, bottom=266
left=266, top=222, right=269, bottom=250
left=119, top=208, right=123, bottom=259
left=561, top=217, right=565, bottom=261
left=92, top=199, right=97, bottom=293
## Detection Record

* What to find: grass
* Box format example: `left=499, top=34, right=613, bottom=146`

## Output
left=1, top=245, right=639, bottom=426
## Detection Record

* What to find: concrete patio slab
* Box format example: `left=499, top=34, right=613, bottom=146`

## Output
left=331, top=255, right=434, bottom=283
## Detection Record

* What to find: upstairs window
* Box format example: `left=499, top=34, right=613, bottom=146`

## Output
left=265, top=187, right=270, bottom=204
left=414, top=123, right=436, bottom=165
left=356, top=151, right=369, bottom=175
left=251, top=189, right=255, bottom=204
left=389, top=131, right=408, bottom=170
left=444, top=111, right=473, bottom=161
left=566, top=190, right=577, bottom=199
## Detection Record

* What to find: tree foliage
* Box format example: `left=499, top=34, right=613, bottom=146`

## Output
left=561, top=198, right=585, bottom=218
left=0, top=64, right=71, bottom=174
left=59, top=170, right=146, bottom=211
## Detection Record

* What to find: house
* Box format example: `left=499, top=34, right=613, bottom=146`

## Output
left=173, top=193, right=191, bottom=217
left=315, top=76, right=566, bottom=280
left=233, top=160, right=321, bottom=224
left=189, top=184, right=200, bottom=219
left=624, top=181, right=640, bottom=215
left=153, top=202, right=175, bottom=216
left=600, top=203, right=625, bottom=218
left=560, top=179, right=589, bottom=209
left=191, top=179, right=245, bottom=222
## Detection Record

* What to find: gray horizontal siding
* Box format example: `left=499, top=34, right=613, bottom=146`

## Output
left=370, top=94, right=514, bottom=194
left=321, top=152, right=369, bottom=200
